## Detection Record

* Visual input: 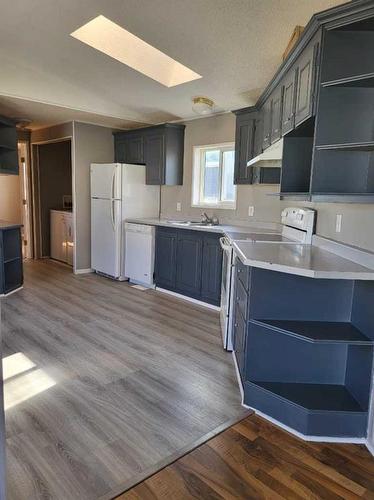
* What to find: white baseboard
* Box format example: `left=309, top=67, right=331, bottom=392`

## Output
left=366, top=439, right=374, bottom=457
left=74, top=268, right=93, bottom=275
left=231, top=352, right=367, bottom=445
left=156, top=287, right=220, bottom=311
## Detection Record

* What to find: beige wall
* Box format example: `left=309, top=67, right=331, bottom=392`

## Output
left=161, top=113, right=374, bottom=252
left=0, top=174, right=21, bottom=224
left=31, top=123, right=73, bottom=143
left=73, top=122, right=115, bottom=271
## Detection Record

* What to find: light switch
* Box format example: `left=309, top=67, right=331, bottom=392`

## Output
left=336, top=214, right=342, bottom=233
left=248, top=206, right=255, bottom=217
left=176, top=202, right=182, bottom=212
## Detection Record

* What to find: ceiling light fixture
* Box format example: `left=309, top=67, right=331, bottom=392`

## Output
left=192, top=96, right=214, bottom=115
left=70, top=15, right=202, bottom=87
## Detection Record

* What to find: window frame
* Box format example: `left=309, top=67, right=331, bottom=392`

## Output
left=191, top=142, right=237, bottom=210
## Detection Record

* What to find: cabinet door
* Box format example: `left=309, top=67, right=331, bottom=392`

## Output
left=114, top=138, right=126, bottom=163
left=154, top=228, right=177, bottom=288
left=281, top=68, right=297, bottom=135
left=125, top=134, right=144, bottom=164
left=64, top=215, right=74, bottom=267
left=234, top=113, right=255, bottom=184
left=262, top=99, right=272, bottom=150
left=201, top=235, right=223, bottom=305
left=233, top=304, right=247, bottom=380
left=175, top=231, right=203, bottom=297
left=270, top=87, right=283, bottom=144
left=295, top=41, right=317, bottom=127
left=145, top=132, right=165, bottom=185
left=50, top=212, right=65, bottom=262
left=253, top=114, right=263, bottom=158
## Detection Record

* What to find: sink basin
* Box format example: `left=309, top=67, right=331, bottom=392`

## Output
left=167, top=220, right=219, bottom=227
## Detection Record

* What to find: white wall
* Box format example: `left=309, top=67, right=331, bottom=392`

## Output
left=0, top=174, right=21, bottom=224
left=161, top=113, right=374, bottom=253
left=73, top=122, right=115, bottom=271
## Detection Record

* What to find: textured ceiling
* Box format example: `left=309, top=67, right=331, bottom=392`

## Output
left=0, top=0, right=346, bottom=129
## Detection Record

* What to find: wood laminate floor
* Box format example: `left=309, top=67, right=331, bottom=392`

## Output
left=2, top=260, right=248, bottom=500
left=120, top=414, right=374, bottom=500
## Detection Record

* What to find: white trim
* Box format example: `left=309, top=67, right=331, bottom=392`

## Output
left=0, top=286, right=24, bottom=298
left=156, top=287, right=220, bottom=311
left=74, top=268, right=93, bottom=275
left=231, top=352, right=367, bottom=444
left=366, top=440, right=374, bottom=457
left=72, top=121, right=77, bottom=274
left=31, top=136, right=72, bottom=146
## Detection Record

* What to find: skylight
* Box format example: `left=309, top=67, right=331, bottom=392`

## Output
left=71, top=15, right=202, bottom=87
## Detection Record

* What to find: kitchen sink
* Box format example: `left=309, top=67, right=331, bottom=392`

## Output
left=167, top=220, right=220, bottom=227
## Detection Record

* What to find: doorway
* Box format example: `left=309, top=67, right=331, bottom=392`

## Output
left=31, top=139, right=73, bottom=267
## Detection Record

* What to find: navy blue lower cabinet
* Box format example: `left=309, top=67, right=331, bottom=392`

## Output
left=232, top=261, right=374, bottom=439
left=154, top=227, right=177, bottom=289
left=154, top=227, right=222, bottom=305
left=201, top=235, right=222, bottom=306
left=175, top=230, right=203, bottom=297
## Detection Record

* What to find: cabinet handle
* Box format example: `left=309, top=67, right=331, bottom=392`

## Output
left=234, top=323, right=238, bottom=328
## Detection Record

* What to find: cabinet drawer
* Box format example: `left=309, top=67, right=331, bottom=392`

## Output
left=235, top=277, right=249, bottom=321
left=236, top=258, right=250, bottom=291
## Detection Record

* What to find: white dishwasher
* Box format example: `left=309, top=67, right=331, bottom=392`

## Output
left=124, top=223, right=155, bottom=287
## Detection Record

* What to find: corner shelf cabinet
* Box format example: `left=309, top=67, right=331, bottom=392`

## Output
left=232, top=262, right=374, bottom=438
left=0, top=225, right=23, bottom=295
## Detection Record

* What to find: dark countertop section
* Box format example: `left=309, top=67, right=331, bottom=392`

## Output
left=0, top=220, right=22, bottom=230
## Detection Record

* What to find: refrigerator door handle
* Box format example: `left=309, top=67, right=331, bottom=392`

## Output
left=111, top=168, right=116, bottom=200
left=111, top=200, right=116, bottom=231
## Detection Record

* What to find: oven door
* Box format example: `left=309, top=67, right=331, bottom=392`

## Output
left=219, top=236, right=234, bottom=351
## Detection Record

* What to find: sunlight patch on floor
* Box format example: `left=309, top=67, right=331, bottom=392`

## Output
left=2, top=352, right=56, bottom=410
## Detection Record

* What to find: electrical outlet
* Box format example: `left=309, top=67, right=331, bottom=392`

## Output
left=248, top=206, right=255, bottom=217
left=336, top=214, right=342, bottom=233
left=176, top=202, right=182, bottom=212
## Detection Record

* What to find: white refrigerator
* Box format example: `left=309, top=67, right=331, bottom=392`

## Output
left=90, top=163, right=159, bottom=280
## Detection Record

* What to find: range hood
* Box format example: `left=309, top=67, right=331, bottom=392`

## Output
left=247, top=139, right=283, bottom=167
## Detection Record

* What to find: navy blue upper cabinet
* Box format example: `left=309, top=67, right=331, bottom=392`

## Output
left=270, top=86, right=283, bottom=144
left=114, top=124, right=185, bottom=185
left=154, top=227, right=222, bottom=305
left=0, top=115, right=18, bottom=175
left=294, top=36, right=319, bottom=127
left=261, top=98, right=272, bottom=150
left=201, top=235, right=223, bottom=305
left=154, top=227, right=177, bottom=289
left=281, top=68, right=297, bottom=135
left=144, top=131, right=165, bottom=185
left=233, top=110, right=256, bottom=185
left=176, top=231, right=203, bottom=296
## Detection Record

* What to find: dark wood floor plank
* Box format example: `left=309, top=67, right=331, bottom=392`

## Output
left=122, top=415, right=374, bottom=500
left=3, top=260, right=248, bottom=500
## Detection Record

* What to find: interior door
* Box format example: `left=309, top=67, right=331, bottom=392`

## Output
left=90, top=163, right=121, bottom=200
left=91, top=198, right=121, bottom=277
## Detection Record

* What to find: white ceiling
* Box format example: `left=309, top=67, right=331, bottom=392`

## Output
left=0, top=0, right=345, bottom=130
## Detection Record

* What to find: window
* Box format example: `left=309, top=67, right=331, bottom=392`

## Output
left=192, top=143, right=236, bottom=209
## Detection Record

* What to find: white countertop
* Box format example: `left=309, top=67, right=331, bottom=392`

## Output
left=125, top=218, right=279, bottom=237
left=125, top=217, right=374, bottom=280
left=232, top=241, right=374, bottom=280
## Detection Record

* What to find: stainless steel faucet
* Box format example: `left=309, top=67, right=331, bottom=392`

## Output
left=201, top=212, right=219, bottom=225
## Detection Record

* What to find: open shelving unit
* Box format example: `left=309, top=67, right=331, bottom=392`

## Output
left=241, top=267, right=374, bottom=437
left=0, top=227, right=23, bottom=295
left=309, top=21, right=374, bottom=201
left=0, top=115, right=18, bottom=175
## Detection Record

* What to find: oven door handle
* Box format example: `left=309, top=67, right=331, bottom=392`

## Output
left=219, top=236, right=232, bottom=252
